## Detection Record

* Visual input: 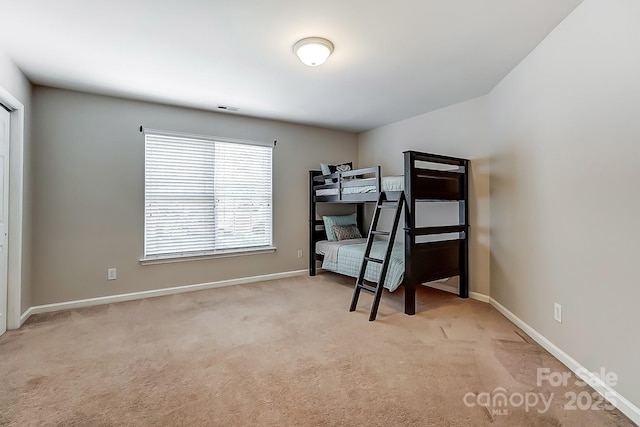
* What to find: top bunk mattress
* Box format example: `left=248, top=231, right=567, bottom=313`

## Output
left=316, top=175, right=403, bottom=196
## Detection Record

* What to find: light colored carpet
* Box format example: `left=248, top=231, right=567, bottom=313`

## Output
left=0, top=273, right=633, bottom=426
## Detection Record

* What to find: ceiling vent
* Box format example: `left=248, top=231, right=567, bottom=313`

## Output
left=217, top=105, right=239, bottom=112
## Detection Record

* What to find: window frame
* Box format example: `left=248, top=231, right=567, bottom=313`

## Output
left=140, top=128, right=276, bottom=264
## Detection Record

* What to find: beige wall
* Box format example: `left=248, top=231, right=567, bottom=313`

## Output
left=358, top=96, right=491, bottom=297
left=489, top=0, right=640, bottom=408
left=0, top=51, right=32, bottom=315
left=356, top=0, right=640, bottom=410
left=31, top=87, right=357, bottom=305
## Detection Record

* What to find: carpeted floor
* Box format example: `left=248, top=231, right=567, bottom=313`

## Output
left=0, top=274, right=634, bottom=426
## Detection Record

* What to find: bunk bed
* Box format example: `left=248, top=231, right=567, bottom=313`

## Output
left=309, top=150, right=469, bottom=316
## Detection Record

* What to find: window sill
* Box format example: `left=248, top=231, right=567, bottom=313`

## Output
left=140, top=246, right=277, bottom=265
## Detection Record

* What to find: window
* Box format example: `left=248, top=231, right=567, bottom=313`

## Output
left=143, top=129, right=274, bottom=261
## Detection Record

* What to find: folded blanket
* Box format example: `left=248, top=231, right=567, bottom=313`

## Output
left=318, top=238, right=367, bottom=263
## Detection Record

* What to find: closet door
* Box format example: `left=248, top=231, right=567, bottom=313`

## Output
left=0, top=106, right=9, bottom=336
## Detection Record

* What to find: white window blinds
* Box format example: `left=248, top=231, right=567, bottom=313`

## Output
left=144, top=130, right=273, bottom=259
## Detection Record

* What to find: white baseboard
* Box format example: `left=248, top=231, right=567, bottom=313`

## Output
left=21, top=269, right=308, bottom=322
left=469, top=291, right=490, bottom=303
left=426, top=280, right=490, bottom=303
left=490, top=298, right=640, bottom=426
left=20, top=306, right=34, bottom=326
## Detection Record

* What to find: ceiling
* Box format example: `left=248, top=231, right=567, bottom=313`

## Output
left=0, top=0, right=583, bottom=132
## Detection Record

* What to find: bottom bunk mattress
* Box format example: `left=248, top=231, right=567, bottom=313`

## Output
left=316, top=239, right=404, bottom=292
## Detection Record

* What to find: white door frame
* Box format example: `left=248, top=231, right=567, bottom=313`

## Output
left=0, top=85, right=25, bottom=330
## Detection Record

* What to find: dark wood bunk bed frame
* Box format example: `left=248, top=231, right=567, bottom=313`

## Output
left=309, top=150, right=469, bottom=315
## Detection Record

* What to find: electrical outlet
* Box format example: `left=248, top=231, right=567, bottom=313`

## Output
left=297, top=250, right=303, bottom=259
left=554, top=303, right=562, bottom=323
left=107, top=268, right=117, bottom=281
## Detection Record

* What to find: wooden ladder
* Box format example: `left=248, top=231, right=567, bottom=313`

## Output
left=349, top=191, right=406, bottom=321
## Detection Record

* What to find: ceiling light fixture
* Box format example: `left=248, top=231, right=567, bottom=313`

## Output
left=293, top=37, right=334, bottom=67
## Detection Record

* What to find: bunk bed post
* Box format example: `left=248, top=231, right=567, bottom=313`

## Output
left=459, top=160, right=470, bottom=298
left=356, top=203, right=364, bottom=237
left=309, top=170, right=317, bottom=276
left=403, top=151, right=416, bottom=315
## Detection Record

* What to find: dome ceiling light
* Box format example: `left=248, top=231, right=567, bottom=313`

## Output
left=293, top=37, right=334, bottom=67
